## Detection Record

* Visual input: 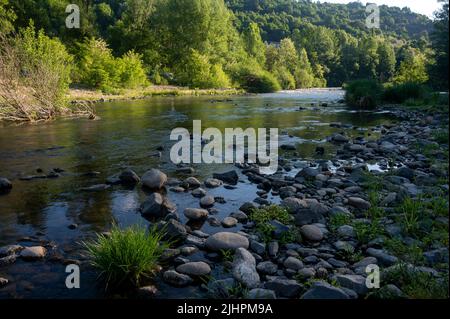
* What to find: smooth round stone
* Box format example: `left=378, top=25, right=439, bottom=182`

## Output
left=176, top=261, right=211, bottom=276
left=184, top=177, right=201, bottom=188
left=205, top=232, right=249, bottom=251
left=20, top=246, right=46, bottom=260
left=222, top=217, right=238, bottom=228
left=191, top=188, right=207, bottom=198
left=204, top=178, right=223, bottom=188
left=200, top=195, right=215, bottom=207
left=300, top=225, right=324, bottom=242
left=141, top=169, right=167, bottom=189
left=283, top=256, right=304, bottom=271
left=184, top=208, right=208, bottom=220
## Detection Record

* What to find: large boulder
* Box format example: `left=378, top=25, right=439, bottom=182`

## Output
left=232, top=248, right=260, bottom=289
left=205, top=232, right=249, bottom=251
left=119, top=169, right=140, bottom=185
left=213, top=170, right=239, bottom=185
left=142, top=169, right=167, bottom=189
left=141, top=193, right=176, bottom=218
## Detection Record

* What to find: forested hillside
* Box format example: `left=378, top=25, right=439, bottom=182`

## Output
left=0, top=0, right=448, bottom=119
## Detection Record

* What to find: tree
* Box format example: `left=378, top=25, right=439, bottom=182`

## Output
left=243, top=22, right=266, bottom=65
left=376, top=40, right=396, bottom=82
left=0, top=0, right=16, bottom=34
left=393, top=49, right=429, bottom=84
left=430, top=0, right=449, bottom=89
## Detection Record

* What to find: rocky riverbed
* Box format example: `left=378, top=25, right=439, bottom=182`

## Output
left=0, top=102, right=448, bottom=299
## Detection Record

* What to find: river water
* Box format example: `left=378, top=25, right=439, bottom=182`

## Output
left=0, top=89, right=396, bottom=298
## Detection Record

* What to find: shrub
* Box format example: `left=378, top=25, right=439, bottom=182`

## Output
left=344, top=79, right=383, bottom=108
left=249, top=205, right=293, bottom=243
left=231, top=62, right=281, bottom=93
left=75, top=38, right=148, bottom=92
left=273, top=66, right=296, bottom=90
left=117, top=51, right=149, bottom=89
left=175, top=49, right=231, bottom=89
left=83, top=225, right=168, bottom=289
left=383, top=82, right=429, bottom=103
left=0, top=24, right=73, bottom=121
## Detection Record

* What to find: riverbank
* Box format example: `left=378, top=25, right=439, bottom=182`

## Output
left=68, top=86, right=246, bottom=104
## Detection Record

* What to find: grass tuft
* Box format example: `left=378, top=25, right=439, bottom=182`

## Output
left=83, top=224, right=168, bottom=289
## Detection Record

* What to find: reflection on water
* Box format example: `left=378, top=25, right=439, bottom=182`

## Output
left=0, top=89, right=395, bottom=298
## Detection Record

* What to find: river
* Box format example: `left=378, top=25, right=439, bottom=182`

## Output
left=0, top=88, right=396, bottom=298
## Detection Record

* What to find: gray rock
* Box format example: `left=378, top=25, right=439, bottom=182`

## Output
left=205, top=178, right=223, bottom=188
left=337, top=225, right=355, bottom=238
left=296, top=167, right=319, bottom=179
left=232, top=248, right=260, bottom=289
left=191, top=188, right=207, bottom=198
left=200, top=195, right=215, bottom=208
left=334, top=274, right=368, bottom=295
left=256, top=261, right=278, bottom=275
left=142, top=169, right=167, bottom=189
left=366, top=248, right=398, bottom=266
left=159, top=219, right=187, bottom=241
left=20, top=246, right=46, bottom=260
left=184, top=208, right=209, bottom=220
left=248, top=288, right=276, bottom=299
left=301, top=281, right=350, bottom=299
left=281, top=197, right=308, bottom=213
left=297, top=267, right=316, bottom=280
left=423, top=248, right=449, bottom=265
left=268, top=241, right=279, bottom=257
left=264, top=278, right=302, bottom=298
left=213, top=170, right=239, bottom=185
left=300, top=225, right=324, bottom=242
left=331, top=134, right=349, bottom=143
left=163, top=270, right=193, bottom=287
left=119, top=169, right=140, bottom=185
left=137, top=285, right=158, bottom=298
left=205, top=232, right=249, bottom=251
left=222, top=217, right=238, bottom=228
left=329, top=206, right=352, bottom=217
left=176, top=261, right=211, bottom=276
left=239, top=202, right=258, bottom=214
left=250, top=240, right=266, bottom=255
left=230, top=211, right=248, bottom=222
left=185, top=235, right=206, bottom=248
left=348, top=197, right=371, bottom=210
left=283, top=256, right=304, bottom=271
left=141, top=193, right=176, bottom=218
left=184, top=177, right=201, bottom=189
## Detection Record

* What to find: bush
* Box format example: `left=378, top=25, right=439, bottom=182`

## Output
left=175, top=49, right=231, bottom=89
left=344, top=79, right=383, bottom=108
left=83, top=225, right=168, bottom=289
left=273, top=66, right=296, bottom=90
left=231, top=62, right=281, bottom=93
left=0, top=25, right=73, bottom=121
left=383, top=82, right=429, bottom=103
left=76, top=38, right=148, bottom=92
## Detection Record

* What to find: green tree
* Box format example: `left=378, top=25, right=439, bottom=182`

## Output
left=0, top=0, right=16, bottom=34
left=376, top=40, right=396, bottom=82
left=393, top=49, right=429, bottom=84
left=243, top=22, right=266, bottom=65
left=430, top=0, right=449, bottom=89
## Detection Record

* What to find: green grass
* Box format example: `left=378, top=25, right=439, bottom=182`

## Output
left=383, top=263, right=449, bottom=299
left=432, top=129, right=449, bottom=145
left=249, top=205, right=294, bottom=243
left=329, top=214, right=352, bottom=232
left=353, top=221, right=384, bottom=245
left=384, top=238, right=425, bottom=265
left=396, top=197, right=422, bottom=236
left=83, top=225, right=168, bottom=289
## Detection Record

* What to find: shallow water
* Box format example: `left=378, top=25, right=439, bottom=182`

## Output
left=0, top=89, right=395, bottom=298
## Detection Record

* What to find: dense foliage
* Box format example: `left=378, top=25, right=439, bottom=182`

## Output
left=0, top=0, right=448, bottom=97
